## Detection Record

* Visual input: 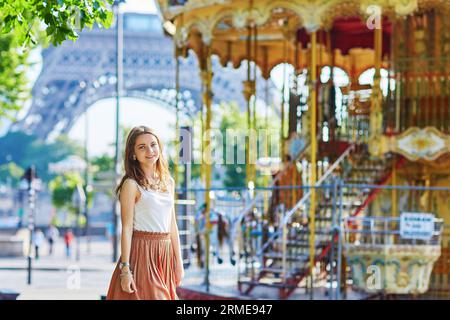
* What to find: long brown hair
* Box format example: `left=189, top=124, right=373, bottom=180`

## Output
left=116, top=126, right=171, bottom=195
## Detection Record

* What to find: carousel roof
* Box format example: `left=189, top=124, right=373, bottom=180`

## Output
left=156, top=0, right=449, bottom=79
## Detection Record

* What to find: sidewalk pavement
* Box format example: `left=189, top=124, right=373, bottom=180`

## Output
left=0, top=237, right=116, bottom=272
left=0, top=236, right=368, bottom=300
left=0, top=236, right=244, bottom=300
left=0, top=236, right=117, bottom=300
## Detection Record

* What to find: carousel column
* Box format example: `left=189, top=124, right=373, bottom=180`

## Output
left=308, top=31, right=318, bottom=299
left=252, top=25, right=258, bottom=184
left=281, top=39, right=287, bottom=160
left=327, top=32, right=337, bottom=141
left=198, top=40, right=206, bottom=190
left=391, top=5, right=398, bottom=210
left=174, top=45, right=181, bottom=191
left=391, top=155, right=397, bottom=218
left=369, top=16, right=383, bottom=157
left=291, top=38, right=301, bottom=207
left=173, top=45, right=182, bottom=266
left=200, top=44, right=214, bottom=291
left=244, top=26, right=256, bottom=187
left=263, top=47, right=270, bottom=215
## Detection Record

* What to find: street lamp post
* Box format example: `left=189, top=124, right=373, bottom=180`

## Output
left=84, top=91, right=91, bottom=254
left=72, top=183, right=86, bottom=262
left=26, top=168, right=35, bottom=285
left=112, top=0, right=124, bottom=263
left=21, top=166, right=39, bottom=285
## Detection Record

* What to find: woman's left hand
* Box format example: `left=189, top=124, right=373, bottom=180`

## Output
left=175, top=264, right=184, bottom=286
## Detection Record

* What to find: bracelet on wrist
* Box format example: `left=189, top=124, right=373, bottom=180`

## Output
left=119, top=262, right=130, bottom=270
left=119, top=271, right=133, bottom=277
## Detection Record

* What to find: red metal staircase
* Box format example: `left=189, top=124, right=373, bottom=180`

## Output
left=237, top=148, right=405, bottom=299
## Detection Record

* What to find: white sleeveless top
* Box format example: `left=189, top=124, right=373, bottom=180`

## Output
left=126, top=178, right=174, bottom=233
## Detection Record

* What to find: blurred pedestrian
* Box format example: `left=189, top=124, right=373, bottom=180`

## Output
left=46, top=224, right=59, bottom=255
left=17, top=207, right=24, bottom=229
left=33, top=229, right=45, bottom=259
left=64, top=229, right=74, bottom=258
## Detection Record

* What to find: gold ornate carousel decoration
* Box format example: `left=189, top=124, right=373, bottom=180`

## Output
left=157, top=0, right=450, bottom=298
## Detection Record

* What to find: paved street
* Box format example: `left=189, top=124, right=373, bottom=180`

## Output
left=0, top=235, right=368, bottom=300
left=0, top=235, right=243, bottom=300
left=0, top=237, right=117, bottom=300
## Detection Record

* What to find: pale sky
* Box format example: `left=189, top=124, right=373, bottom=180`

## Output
left=69, top=0, right=173, bottom=158
left=69, top=97, right=176, bottom=158
left=121, top=0, right=158, bottom=14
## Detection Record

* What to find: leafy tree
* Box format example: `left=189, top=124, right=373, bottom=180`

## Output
left=217, top=102, right=247, bottom=188
left=177, top=101, right=280, bottom=190
left=0, top=1, right=114, bottom=125
left=91, top=153, right=114, bottom=180
left=49, top=172, right=83, bottom=209
left=0, top=32, right=30, bottom=125
left=89, top=125, right=130, bottom=197
left=0, top=161, right=24, bottom=186
left=48, top=172, right=93, bottom=227
left=0, top=131, right=83, bottom=184
left=0, top=0, right=114, bottom=46
left=218, top=101, right=280, bottom=188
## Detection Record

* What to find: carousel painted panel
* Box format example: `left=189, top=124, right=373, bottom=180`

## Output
left=344, top=215, right=444, bottom=294
left=381, top=127, right=450, bottom=161
left=345, top=244, right=441, bottom=294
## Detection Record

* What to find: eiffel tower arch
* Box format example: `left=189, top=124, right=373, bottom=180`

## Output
left=11, top=13, right=271, bottom=140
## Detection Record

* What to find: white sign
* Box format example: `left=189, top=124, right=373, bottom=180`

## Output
left=400, top=212, right=435, bottom=240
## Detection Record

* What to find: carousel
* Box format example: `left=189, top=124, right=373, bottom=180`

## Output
left=156, top=0, right=450, bottom=299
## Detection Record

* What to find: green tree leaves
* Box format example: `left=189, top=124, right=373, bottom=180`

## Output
left=0, top=33, right=30, bottom=125
left=48, top=171, right=90, bottom=227
left=0, top=0, right=114, bottom=125
left=0, top=0, right=114, bottom=46
left=0, top=161, right=24, bottom=185
left=48, top=172, right=83, bottom=211
left=0, top=131, right=83, bottom=185
left=218, top=102, right=279, bottom=188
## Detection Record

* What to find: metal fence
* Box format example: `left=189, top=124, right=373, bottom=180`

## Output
left=176, top=182, right=450, bottom=299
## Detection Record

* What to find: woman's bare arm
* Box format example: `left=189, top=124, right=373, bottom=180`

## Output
left=119, top=179, right=139, bottom=270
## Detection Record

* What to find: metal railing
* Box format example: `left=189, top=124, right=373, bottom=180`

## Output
left=344, top=216, right=444, bottom=246
left=178, top=176, right=450, bottom=299
left=232, top=142, right=312, bottom=231
left=260, top=144, right=355, bottom=255
left=429, top=224, right=450, bottom=298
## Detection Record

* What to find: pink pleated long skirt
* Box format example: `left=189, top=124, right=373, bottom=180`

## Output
left=106, top=230, right=179, bottom=300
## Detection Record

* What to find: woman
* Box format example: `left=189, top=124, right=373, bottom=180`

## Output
left=106, top=126, right=184, bottom=300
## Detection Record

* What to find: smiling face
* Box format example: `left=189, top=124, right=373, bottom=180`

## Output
left=116, top=126, right=172, bottom=195
left=133, top=133, right=160, bottom=167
